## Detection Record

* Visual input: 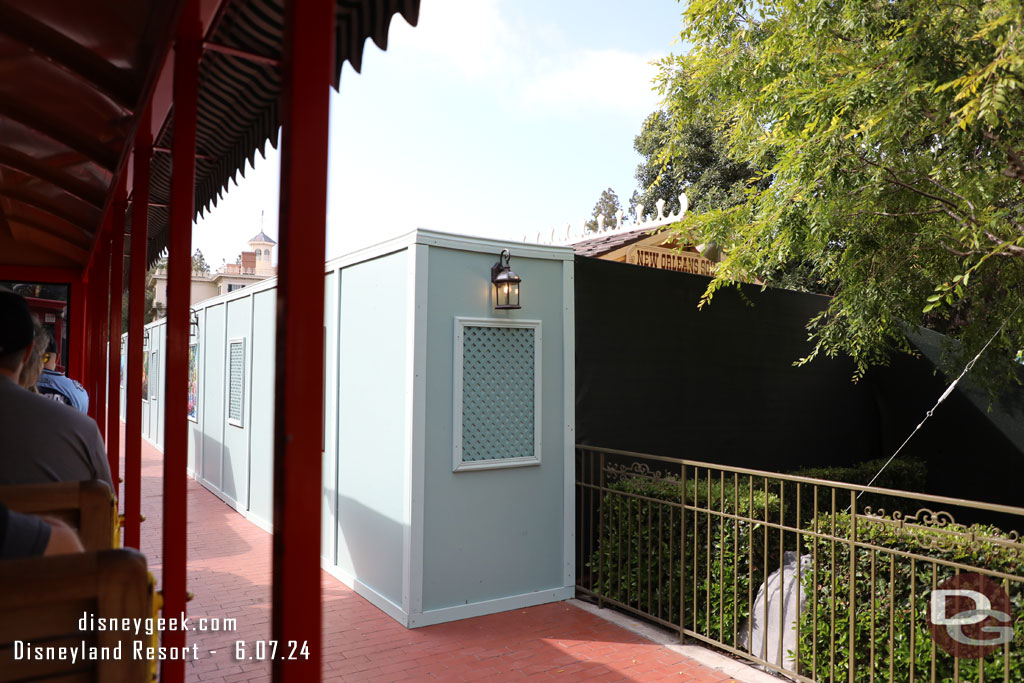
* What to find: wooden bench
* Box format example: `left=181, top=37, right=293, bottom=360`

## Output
left=0, top=481, right=117, bottom=550
left=0, top=549, right=153, bottom=682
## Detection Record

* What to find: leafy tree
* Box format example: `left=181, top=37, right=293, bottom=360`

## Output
left=152, top=250, right=209, bottom=276
left=658, top=0, right=1024, bottom=386
left=630, top=110, right=763, bottom=219
left=584, top=188, right=624, bottom=232
left=191, top=249, right=210, bottom=275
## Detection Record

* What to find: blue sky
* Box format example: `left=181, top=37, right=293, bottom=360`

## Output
left=192, top=0, right=685, bottom=268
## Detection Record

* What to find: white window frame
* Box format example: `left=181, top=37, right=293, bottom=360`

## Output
left=227, top=337, right=246, bottom=428
left=452, top=316, right=541, bottom=472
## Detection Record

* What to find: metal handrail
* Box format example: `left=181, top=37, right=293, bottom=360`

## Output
left=575, top=444, right=1024, bottom=683
left=578, top=444, right=1024, bottom=517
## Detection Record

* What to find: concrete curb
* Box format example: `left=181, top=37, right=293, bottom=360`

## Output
left=570, top=599, right=788, bottom=683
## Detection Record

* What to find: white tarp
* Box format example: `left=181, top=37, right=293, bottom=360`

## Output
left=738, top=551, right=812, bottom=672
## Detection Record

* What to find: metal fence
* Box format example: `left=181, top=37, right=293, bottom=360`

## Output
left=575, top=445, right=1024, bottom=682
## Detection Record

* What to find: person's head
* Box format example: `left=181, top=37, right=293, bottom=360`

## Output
left=43, top=338, right=58, bottom=371
left=18, top=317, right=48, bottom=390
left=0, top=289, right=35, bottom=380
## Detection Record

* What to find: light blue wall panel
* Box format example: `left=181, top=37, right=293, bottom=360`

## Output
left=247, top=289, right=276, bottom=526
left=421, top=246, right=566, bottom=612
left=125, top=320, right=167, bottom=448
left=222, top=297, right=252, bottom=507
left=335, top=250, right=408, bottom=606
left=322, top=270, right=338, bottom=563
left=118, top=232, right=571, bottom=629
left=201, top=303, right=226, bottom=491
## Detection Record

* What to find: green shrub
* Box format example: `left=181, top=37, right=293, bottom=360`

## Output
left=797, top=513, right=1024, bottom=682
left=587, top=473, right=781, bottom=648
left=790, top=456, right=928, bottom=492
left=787, top=457, right=929, bottom=526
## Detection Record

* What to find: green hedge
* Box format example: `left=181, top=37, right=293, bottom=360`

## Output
left=587, top=474, right=781, bottom=648
left=789, top=457, right=928, bottom=490
left=787, top=457, right=929, bottom=525
left=797, top=513, right=1024, bottom=682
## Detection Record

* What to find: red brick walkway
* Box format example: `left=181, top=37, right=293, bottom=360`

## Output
left=125, top=427, right=740, bottom=682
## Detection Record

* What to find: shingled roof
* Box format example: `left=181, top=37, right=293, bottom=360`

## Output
left=249, top=230, right=276, bottom=245
left=570, top=226, right=663, bottom=258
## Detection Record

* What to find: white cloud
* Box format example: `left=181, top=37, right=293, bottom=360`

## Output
left=518, top=48, right=662, bottom=119
left=394, top=1, right=661, bottom=118
left=197, top=2, right=676, bottom=263
left=395, top=0, right=515, bottom=80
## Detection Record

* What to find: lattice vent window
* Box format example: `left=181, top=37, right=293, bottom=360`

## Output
left=149, top=351, right=159, bottom=401
left=227, top=338, right=245, bottom=427
left=454, top=318, right=541, bottom=471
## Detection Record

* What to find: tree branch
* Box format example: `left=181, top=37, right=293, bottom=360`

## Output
left=858, top=154, right=968, bottom=218
left=940, top=244, right=1016, bottom=258
left=985, top=232, right=1024, bottom=256
left=846, top=208, right=946, bottom=218
left=925, top=175, right=975, bottom=213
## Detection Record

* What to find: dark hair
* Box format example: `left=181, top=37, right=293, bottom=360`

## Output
left=0, top=289, right=35, bottom=371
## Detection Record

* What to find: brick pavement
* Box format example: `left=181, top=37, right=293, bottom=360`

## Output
left=125, top=426, right=743, bottom=682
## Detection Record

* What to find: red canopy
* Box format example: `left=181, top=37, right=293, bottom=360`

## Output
left=0, top=0, right=419, bottom=271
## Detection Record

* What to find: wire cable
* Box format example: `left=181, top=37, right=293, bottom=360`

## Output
left=858, top=300, right=1024, bottom=498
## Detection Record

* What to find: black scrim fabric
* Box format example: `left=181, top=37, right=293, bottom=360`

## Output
left=573, top=256, right=1024, bottom=510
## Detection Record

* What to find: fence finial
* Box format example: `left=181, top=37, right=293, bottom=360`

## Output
left=530, top=189, right=692, bottom=246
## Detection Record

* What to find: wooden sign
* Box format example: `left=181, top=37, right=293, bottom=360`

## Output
left=626, top=245, right=715, bottom=276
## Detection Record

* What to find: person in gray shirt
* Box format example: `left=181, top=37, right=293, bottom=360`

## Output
left=0, top=290, right=113, bottom=492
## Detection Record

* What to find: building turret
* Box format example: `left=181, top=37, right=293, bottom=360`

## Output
left=248, top=230, right=277, bottom=276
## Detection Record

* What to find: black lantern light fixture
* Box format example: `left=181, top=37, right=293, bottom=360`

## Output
left=491, top=249, right=521, bottom=310
left=189, top=308, right=200, bottom=337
